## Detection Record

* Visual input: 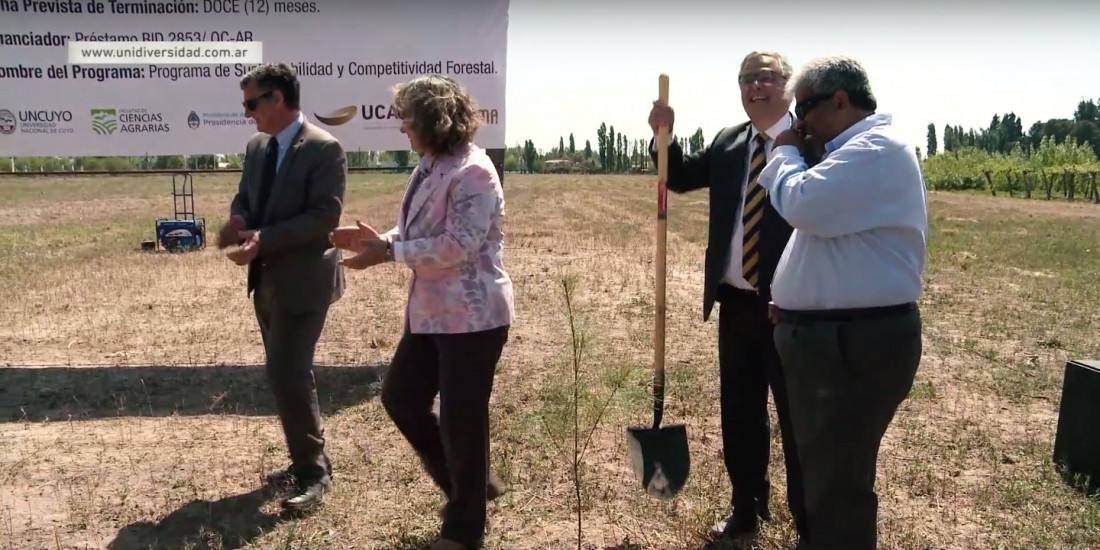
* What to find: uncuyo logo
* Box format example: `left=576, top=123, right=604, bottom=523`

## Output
left=0, top=109, right=15, bottom=135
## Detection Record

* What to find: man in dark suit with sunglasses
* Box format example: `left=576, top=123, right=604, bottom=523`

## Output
left=647, top=50, right=811, bottom=547
left=218, top=62, right=347, bottom=511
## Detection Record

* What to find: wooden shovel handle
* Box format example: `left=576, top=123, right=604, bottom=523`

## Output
left=654, top=74, right=669, bottom=429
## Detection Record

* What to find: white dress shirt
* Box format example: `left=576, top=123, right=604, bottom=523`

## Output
left=655, top=113, right=793, bottom=291
left=759, top=113, right=928, bottom=310
left=271, top=111, right=304, bottom=173
left=722, top=114, right=791, bottom=290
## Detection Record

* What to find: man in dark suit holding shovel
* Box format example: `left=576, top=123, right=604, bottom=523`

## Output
left=647, top=50, right=810, bottom=547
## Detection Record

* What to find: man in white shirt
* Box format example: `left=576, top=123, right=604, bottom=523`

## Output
left=759, top=55, right=927, bottom=550
left=647, top=51, right=809, bottom=546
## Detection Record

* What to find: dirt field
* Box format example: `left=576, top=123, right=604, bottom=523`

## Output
left=1, top=173, right=1098, bottom=550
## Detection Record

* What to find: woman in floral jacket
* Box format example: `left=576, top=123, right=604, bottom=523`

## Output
left=330, top=74, right=513, bottom=550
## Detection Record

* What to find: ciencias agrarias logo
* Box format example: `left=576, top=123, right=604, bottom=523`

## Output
left=91, top=108, right=118, bottom=135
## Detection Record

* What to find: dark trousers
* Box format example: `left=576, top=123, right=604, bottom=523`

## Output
left=774, top=304, right=922, bottom=550
left=253, top=285, right=332, bottom=484
left=716, top=285, right=808, bottom=538
left=381, top=325, right=510, bottom=548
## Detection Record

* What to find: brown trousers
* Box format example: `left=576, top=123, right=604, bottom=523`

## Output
left=253, top=284, right=332, bottom=484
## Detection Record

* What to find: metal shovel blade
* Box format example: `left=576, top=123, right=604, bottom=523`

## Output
left=627, top=423, right=690, bottom=500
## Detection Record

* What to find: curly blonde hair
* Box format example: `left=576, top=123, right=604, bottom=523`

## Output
left=392, top=75, right=481, bottom=156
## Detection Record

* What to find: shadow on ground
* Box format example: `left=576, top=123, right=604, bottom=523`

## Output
left=106, top=485, right=291, bottom=550
left=0, top=363, right=387, bottom=422
left=373, top=532, right=438, bottom=550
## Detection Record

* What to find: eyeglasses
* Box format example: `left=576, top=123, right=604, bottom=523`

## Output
left=242, top=89, right=273, bottom=111
left=795, top=92, right=835, bottom=119
left=738, top=69, right=784, bottom=86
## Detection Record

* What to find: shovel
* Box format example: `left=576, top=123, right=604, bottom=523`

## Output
left=626, top=73, right=690, bottom=500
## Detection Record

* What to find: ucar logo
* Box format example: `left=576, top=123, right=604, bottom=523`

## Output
left=0, top=110, right=15, bottom=135
left=187, top=111, right=200, bottom=129
left=91, top=109, right=117, bottom=135
left=314, top=105, right=356, bottom=126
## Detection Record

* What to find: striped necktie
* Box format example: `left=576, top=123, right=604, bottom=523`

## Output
left=742, top=132, right=769, bottom=288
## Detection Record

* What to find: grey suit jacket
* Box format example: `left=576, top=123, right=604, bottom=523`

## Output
left=230, top=118, right=347, bottom=313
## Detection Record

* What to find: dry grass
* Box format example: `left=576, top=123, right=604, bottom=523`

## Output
left=1, top=173, right=1098, bottom=550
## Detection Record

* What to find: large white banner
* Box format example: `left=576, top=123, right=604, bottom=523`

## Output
left=0, top=0, right=508, bottom=157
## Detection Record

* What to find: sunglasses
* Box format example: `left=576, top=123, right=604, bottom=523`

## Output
left=242, top=89, right=273, bottom=111
left=795, top=92, right=835, bottom=119
left=738, top=69, right=783, bottom=86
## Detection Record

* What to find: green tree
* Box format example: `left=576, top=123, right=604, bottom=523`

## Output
left=690, top=128, right=705, bottom=154
left=504, top=145, right=520, bottom=172
left=616, top=133, right=624, bottom=172
left=1071, top=121, right=1100, bottom=156
left=608, top=125, right=616, bottom=172
left=523, top=140, right=538, bottom=173
left=569, top=133, right=575, bottom=155
left=926, top=123, right=937, bottom=156
left=1074, top=99, right=1099, bottom=123
left=597, top=123, right=608, bottom=172
left=999, top=112, right=1024, bottom=153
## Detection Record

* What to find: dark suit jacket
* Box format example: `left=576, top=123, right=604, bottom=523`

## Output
left=651, top=118, right=795, bottom=322
left=230, top=119, right=347, bottom=313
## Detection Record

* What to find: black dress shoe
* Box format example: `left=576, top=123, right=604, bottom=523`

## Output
left=282, top=478, right=329, bottom=511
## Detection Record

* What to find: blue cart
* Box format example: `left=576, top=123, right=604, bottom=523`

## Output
left=148, top=172, right=206, bottom=252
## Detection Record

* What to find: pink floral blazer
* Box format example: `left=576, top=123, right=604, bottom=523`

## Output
left=384, top=141, right=515, bottom=334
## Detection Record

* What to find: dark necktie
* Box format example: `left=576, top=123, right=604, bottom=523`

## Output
left=741, top=132, right=769, bottom=288
left=247, top=136, right=278, bottom=293
left=253, top=136, right=279, bottom=228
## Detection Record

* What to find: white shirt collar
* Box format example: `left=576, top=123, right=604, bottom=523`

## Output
left=751, top=112, right=793, bottom=143
left=274, top=111, right=304, bottom=146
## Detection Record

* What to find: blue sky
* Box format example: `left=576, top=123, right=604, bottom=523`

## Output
left=502, top=0, right=1100, bottom=154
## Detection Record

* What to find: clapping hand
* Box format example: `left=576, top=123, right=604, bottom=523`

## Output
left=330, top=220, right=377, bottom=253
left=217, top=215, right=246, bottom=249
left=330, top=220, right=388, bottom=270
left=226, top=229, right=260, bottom=266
